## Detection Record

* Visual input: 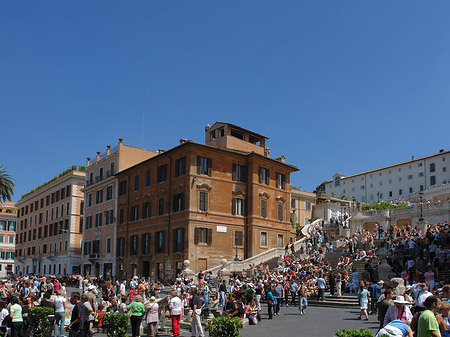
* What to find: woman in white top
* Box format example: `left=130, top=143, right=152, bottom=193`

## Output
left=168, top=291, right=183, bottom=337
left=53, top=290, right=66, bottom=337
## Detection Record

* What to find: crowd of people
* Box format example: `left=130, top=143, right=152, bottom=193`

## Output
left=0, top=220, right=448, bottom=337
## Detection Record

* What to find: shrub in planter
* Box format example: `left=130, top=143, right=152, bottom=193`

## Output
left=103, top=312, right=130, bottom=337
left=29, top=306, right=54, bottom=337
left=206, top=316, right=243, bottom=337
left=335, top=329, right=374, bottom=337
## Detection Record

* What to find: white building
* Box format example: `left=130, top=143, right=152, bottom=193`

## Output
left=0, top=202, right=16, bottom=277
left=324, top=149, right=450, bottom=203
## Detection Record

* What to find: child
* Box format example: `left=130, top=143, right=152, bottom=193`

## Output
left=95, top=305, right=105, bottom=333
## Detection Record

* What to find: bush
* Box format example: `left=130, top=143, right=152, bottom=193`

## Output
left=29, top=306, right=54, bottom=337
left=206, top=316, right=243, bottom=337
left=335, top=329, right=374, bottom=337
left=103, top=312, right=130, bottom=337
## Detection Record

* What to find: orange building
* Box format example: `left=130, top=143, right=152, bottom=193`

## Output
left=115, top=122, right=298, bottom=281
left=0, top=201, right=16, bottom=277
left=15, top=167, right=85, bottom=276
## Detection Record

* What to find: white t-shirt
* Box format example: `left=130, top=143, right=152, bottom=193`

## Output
left=54, top=295, right=66, bottom=312
left=0, top=308, right=9, bottom=326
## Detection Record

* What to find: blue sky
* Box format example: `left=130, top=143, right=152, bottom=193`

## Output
left=2, top=1, right=450, bottom=201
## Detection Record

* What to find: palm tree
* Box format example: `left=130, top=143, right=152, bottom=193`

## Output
left=0, top=165, right=15, bottom=202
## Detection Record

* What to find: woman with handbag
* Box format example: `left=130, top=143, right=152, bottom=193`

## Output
left=169, top=291, right=183, bottom=337
left=145, top=296, right=159, bottom=337
left=127, top=295, right=145, bottom=337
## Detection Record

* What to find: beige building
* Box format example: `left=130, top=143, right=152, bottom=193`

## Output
left=81, top=139, right=157, bottom=278
left=0, top=201, right=16, bottom=277
left=290, top=189, right=316, bottom=227
left=15, top=167, right=85, bottom=276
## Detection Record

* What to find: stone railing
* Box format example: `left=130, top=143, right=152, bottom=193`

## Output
left=205, top=219, right=322, bottom=275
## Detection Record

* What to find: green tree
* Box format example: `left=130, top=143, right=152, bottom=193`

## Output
left=0, top=166, right=14, bottom=202
left=313, top=182, right=326, bottom=197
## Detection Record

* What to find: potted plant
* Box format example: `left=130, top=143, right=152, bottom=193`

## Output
left=206, top=316, right=243, bottom=337
left=103, top=312, right=130, bottom=337
left=335, top=329, right=375, bottom=337
left=29, top=306, right=54, bottom=337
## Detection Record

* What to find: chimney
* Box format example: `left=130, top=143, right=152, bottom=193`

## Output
left=87, top=157, right=91, bottom=167
left=275, top=155, right=286, bottom=163
left=205, top=124, right=210, bottom=132
left=412, top=155, right=415, bottom=160
left=180, top=139, right=188, bottom=144
left=264, top=147, right=271, bottom=157
left=439, top=149, right=444, bottom=153
left=158, top=149, right=166, bottom=154
left=106, top=145, right=111, bottom=156
left=96, top=151, right=101, bottom=161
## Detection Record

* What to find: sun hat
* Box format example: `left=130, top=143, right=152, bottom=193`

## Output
left=393, top=296, right=409, bottom=304
left=149, top=296, right=156, bottom=302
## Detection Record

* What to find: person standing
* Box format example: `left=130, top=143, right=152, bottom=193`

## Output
left=336, top=272, right=343, bottom=297
left=9, top=297, right=23, bottom=337
left=190, top=287, right=204, bottom=337
left=272, top=282, right=284, bottom=315
left=169, top=291, right=183, bottom=337
left=368, top=281, right=382, bottom=315
left=317, top=273, right=326, bottom=301
left=266, top=289, right=275, bottom=319
left=329, top=272, right=336, bottom=297
left=358, top=283, right=370, bottom=320
left=289, top=281, right=298, bottom=306
left=68, top=292, right=85, bottom=337
left=53, top=290, right=66, bottom=337
left=417, top=295, right=441, bottom=337
left=378, top=290, right=393, bottom=329
left=127, top=295, right=145, bottom=337
left=145, top=296, right=159, bottom=337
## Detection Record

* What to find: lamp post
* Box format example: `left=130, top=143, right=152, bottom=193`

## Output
left=419, top=191, right=424, bottom=221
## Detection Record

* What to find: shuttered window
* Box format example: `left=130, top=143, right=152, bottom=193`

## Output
left=277, top=204, right=283, bottom=221
left=199, top=192, right=208, bottom=212
left=261, top=199, right=267, bottom=218
left=259, top=167, right=270, bottom=185
left=194, top=227, right=212, bottom=245
left=197, top=156, right=212, bottom=176
left=232, top=198, right=246, bottom=216
left=235, top=231, right=243, bottom=247
left=232, top=164, right=247, bottom=182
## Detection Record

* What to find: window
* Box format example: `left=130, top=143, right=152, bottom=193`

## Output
left=234, top=231, right=243, bottom=247
left=130, top=235, right=138, bottom=255
left=443, top=167, right=447, bottom=172
left=334, top=176, right=340, bottom=187
left=95, top=213, right=102, bottom=227
left=119, top=209, right=124, bottom=224
left=155, top=231, right=165, bottom=253
left=232, top=164, right=247, bottom=182
left=276, top=173, right=286, bottom=189
left=158, top=198, right=165, bottom=215
left=430, top=163, right=436, bottom=172
left=110, top=162, right=115, bottom=176
left=106, top=237, right=111, bottom=254
left=249, top=134, right=260, bottom=145
left=157, top=164, right=168, bottom=182
left=260, top=232, right=267, bottom=246
left=173, top=193, right=184, bottom=212
left=87, top=193, right=92, bottom=207
left=92, top=240, right=100, bottom=254
left=277, top=204, right=283, bottom=221
left=7, top=221, right=16, bottom=232
left=195, top=227, right=211, bottom=245
left=0, top=235, right=4, bottom=243
left=105, top=210, right=114, bottom=225
left=83, top=241, right=91, bottom=255
left=389, top=179, right=392, bottom=184
left=399, top=189, right=403, bottom=196
left=408, top=175, right=413, bottom=180
left=305, top=201, right=311, bottom=211
left=361, top=186, right=365, bottom=190
left=199, top=192, right=208, bottom=212
left=119, top=181, right=127, bottom=196
left=418, top=163, right=423, bottom=167
left=420, top=185, right=424, bottom=191
left=85, top=216, right=92, bottom=229
left=379, top=182, right=382, bottom=186
left=142, top=233, right=151, bottom=254
left=277, top=234, right=284, bottom=247
left=398, top=168, right=401, bottom=172
left=260, top=199, right=267, bottom=218
left=291, top=198, right=296, bottom=209
left=96, top=189, right=103, bottom=204
left=173, top=228, right=184, bottom=253
left=117, top=238, right=124, bottom=257
left=370, top=184, right=373, bottom=188
left=145, top=170, right=152, bottom=186
left=409, top=187, right=413, bottom=193
left=259, top=167, right=270, bottom=185
left=389, top=191, right=393, bottom=197
left=0, top=221, right=5, bottom=231
left=379, top=193, right=383, bottom=199
left=230, top=128, right=244, bottom=139
left=106, top=185, right=113, bottom=200
left=175, top=157, right=186, bottom=177
left=398, top=177, right=402, bottom=182
left=130, top=205, right=139, bottom=221
left=232, top=198, right=245, bottom=216
left=134, top=175, right=139, bottom=191
left=197, top=156, right=212, bottom=176
left=142, top=202, right=151, bottom=218
left=430, top=175, right=436, bottom=186
left=99, top=167, right=104, bottom=180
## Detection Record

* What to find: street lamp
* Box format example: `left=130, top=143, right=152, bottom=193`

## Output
left=419, top=191, right=424, bottom=221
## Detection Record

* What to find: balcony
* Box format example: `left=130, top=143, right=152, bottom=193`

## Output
left=88, top=253, right=101, bottom=261
left=48, top=251, right=58, bottom=261
left=32, top=254, right=42, bottom=261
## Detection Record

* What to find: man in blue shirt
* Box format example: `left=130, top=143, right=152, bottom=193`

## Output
left=368, top=281, right=382, bottom=315
left=317, top=273, right=326, bottom=301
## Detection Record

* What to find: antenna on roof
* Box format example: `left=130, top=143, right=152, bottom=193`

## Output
left=142, top=93, right=146, bottom=149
